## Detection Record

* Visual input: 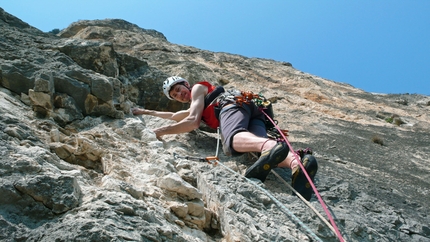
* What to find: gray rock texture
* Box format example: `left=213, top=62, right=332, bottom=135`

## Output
left=1, top=7, right=430, bottom=242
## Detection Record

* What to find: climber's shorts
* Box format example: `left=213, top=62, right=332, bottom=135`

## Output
left=219, top=102, right=267, bottom=156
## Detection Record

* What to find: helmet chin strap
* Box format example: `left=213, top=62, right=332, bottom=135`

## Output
left=183, top=83, right=191, bottom=90
left=180, top=83, right=192, bottom=103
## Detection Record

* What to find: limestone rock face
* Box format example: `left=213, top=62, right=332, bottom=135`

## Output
left=1, top=7, right=430, bottom=242
left=14, top=174, right=81, bottom=214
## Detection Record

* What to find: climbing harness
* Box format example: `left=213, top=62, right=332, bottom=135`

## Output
left=227, top=91, right=274, bottom=132
left=211, top=90, right=288, bottom=136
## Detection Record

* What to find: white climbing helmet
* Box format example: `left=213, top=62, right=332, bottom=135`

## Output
left=163, top=76, right=190, bottom=100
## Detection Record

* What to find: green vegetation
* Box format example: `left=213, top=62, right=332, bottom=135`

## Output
left=385, top=117, right=393, bottom=123
left=394, top=118, right=405, bottom=126
left=372, top=135, right=384, bottom=146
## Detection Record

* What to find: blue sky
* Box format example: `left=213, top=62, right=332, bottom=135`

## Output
left=2, top=1, right=429, bottom=95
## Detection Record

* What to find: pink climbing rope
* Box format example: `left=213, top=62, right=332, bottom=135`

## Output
left=260, top=108, right=345, bottom=242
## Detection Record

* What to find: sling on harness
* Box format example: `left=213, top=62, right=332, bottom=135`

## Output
left=209, top=89, right=281, bottom=133
left=203, top=85, right=225, bottom=121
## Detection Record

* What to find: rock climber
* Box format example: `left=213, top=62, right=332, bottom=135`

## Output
left=131, top=76, right=318, bottom=201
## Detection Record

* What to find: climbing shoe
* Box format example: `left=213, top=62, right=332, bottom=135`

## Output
left=245, top=142, right=289, bottom=182
left=291, top=154, right=318, bottom=201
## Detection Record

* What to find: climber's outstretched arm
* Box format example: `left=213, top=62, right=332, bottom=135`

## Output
left=131, top=107, right=189, bottom=122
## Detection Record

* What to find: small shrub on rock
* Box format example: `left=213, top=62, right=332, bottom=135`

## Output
left=372, top=135, right=384, bottom=146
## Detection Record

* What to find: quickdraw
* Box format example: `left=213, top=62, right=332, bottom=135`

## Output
left=233, top=91, right=261, bottom=106
left=232, top=91, right=289, bottom=137
left=173, top=153, right=219, bottom=165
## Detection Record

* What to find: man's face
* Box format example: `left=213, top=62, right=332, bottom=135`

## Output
left=169, top=83, right=191, bottom=103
